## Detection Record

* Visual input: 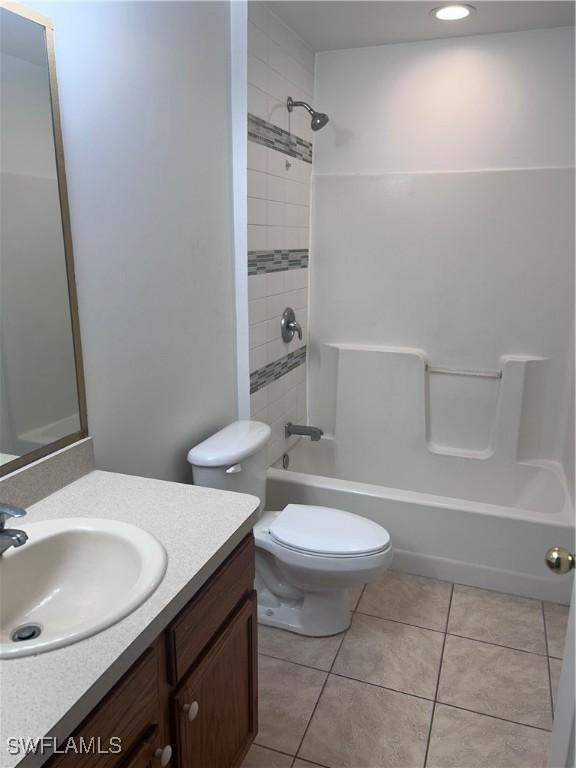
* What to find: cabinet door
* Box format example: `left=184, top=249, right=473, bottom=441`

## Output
left=173, top=594, right=258, bottom=768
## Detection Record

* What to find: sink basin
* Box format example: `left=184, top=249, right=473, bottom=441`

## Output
left=0, top=518, right=167, bottom=658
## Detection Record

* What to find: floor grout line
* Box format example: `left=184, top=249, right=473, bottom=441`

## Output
left=252, top=743, right=302, bottom=760
left=291, top=756, right=331, bottom=768
left=257, top=651, right=340, bottom=675
left=435, top=702, right=553, bottom=733
left=541, top=600, right=556, bottom=719
left=449, top=579, right=556, bottom=602
left=423, top=583, right=454, bottom=767
left=444, top=631, right=549, bottom=657
left=354, top=609, right=447, bottom=635
left=328, top=670, right=436, bottom=704
left=292, top=629, right=349, bottom=762
left=352, top=584, right=366, bottom=611
left=444, top=584, right=455, bottom=634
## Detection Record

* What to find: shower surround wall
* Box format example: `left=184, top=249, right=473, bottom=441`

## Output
left=310, top=27, right=575, bottom=494
left=247, top=3, right=314, bottom=464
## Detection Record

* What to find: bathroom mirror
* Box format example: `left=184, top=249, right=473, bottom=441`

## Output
left=0, top=1, right=87, bottom=476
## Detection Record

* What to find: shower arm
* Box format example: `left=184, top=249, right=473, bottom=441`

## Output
left=287, top=97, right=314, bottom=117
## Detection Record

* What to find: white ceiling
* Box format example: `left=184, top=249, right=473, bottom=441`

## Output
left=268, top=1, right=575, bottom=51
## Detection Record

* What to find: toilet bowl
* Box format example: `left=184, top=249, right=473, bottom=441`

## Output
left=255, top=505, right=393, bottom=635
left=187, top=421, right=393, bottom=636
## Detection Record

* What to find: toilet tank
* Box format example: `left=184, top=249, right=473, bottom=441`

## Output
left=187, top=421, right=271, bottom=511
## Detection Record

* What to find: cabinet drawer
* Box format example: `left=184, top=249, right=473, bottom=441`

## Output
left=49, top=645, right=161, bottom=768
left=167, top=535, right=254, bottom=684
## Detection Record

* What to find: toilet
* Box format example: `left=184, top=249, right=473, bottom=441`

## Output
left=187, top=420, right=393, bottom=636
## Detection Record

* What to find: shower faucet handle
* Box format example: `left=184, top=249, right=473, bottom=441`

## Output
left=281, top=307, right=302, bottom=342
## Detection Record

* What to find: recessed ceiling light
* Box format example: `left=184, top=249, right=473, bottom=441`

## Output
left=432, top=4, right=475, bottom=21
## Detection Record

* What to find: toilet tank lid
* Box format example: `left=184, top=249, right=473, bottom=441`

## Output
left=187, top=421, right=271, bottom=467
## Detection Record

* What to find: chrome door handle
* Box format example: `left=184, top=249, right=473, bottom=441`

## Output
left=545, top=546, right=575, bottom=575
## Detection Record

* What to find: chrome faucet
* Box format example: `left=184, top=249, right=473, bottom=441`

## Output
left=0, top=503, right=28, bottom=556
left=285, top=423, right=324, bottom=441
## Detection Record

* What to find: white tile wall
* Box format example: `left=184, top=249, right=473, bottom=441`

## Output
left=247, top=2, right=314, bottom=465
left=247, top=141, right=311, bottom=251
left=251, top=362, right=307, bottom=466
left=248, top=4, right=315, bottom=139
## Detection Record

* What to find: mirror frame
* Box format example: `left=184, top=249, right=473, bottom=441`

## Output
left=0, top=0, right=88, bottom=478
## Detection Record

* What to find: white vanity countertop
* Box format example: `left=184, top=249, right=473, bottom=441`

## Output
left=0, top=470, right=260, bottom=768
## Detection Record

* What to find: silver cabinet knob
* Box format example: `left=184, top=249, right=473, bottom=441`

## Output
left=183, top=701, right=199, bottom=721
left=154, top=745, right=172, bottom=767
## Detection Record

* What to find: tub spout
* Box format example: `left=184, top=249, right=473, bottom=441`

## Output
left=285, top=423, right=324, bottom=441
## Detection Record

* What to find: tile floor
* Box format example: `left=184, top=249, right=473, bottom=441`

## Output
left=242, top=571, right=570, bottom=768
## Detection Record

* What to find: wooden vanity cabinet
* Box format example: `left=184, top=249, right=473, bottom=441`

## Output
left=47, top=535, right=257, bottom=768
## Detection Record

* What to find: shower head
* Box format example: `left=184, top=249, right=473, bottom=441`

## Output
left=287, top=96, right=329, bottom=132
left=311, top=111, right=329, bottom=131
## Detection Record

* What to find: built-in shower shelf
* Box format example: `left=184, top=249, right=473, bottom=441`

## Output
left=425, top=364, right=502, bottom=379
left=426, top=441, right=495, bottom=460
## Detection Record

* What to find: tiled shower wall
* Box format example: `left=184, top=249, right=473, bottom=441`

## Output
left=247, top=2, right=314, bottom=465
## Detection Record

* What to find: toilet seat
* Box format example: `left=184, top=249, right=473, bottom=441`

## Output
left=267, top=504, right=391, bottom=558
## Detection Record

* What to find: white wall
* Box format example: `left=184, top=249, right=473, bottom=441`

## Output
left=562, top=348, right=575, bottom=503
left=33, top=1, right=238, bottom=481
left=311, top=27, right=574, bottom=487
left=314, top=27, right=574, bottom=174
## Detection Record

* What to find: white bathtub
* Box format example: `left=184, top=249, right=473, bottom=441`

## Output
left=267, top=438, right=575, bottom=603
